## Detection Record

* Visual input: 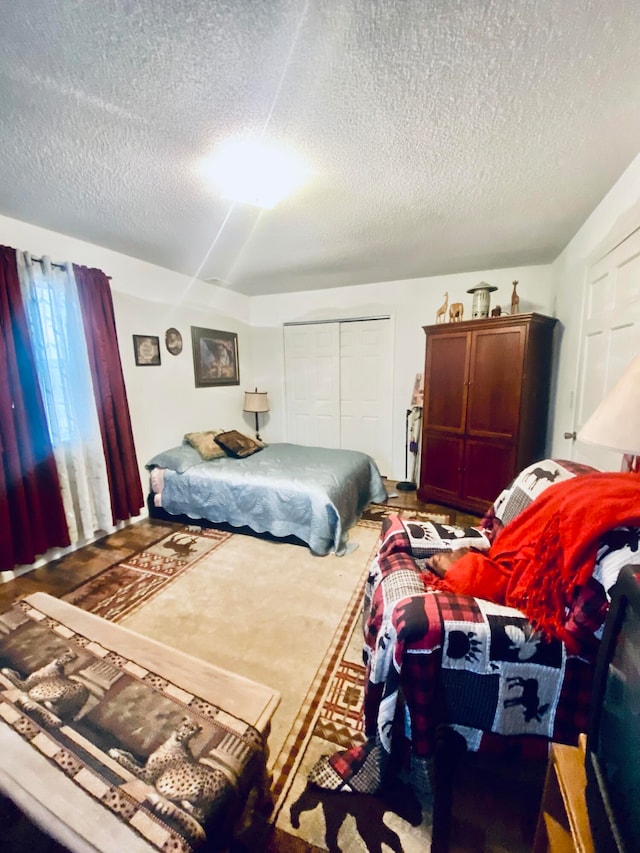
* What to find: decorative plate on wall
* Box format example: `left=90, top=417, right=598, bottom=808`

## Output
left=165, top=328, right=183, bottom=355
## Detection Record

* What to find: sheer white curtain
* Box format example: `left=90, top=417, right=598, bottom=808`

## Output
left=17, top=252, right=112, bottom=544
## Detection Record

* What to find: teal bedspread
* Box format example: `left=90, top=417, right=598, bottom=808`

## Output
left=148, top=442, right=387, bottom=555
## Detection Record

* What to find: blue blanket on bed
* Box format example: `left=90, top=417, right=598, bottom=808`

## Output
left=147, top=442, right=387, bottom=555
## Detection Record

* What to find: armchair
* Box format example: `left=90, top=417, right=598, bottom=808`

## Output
left=309, top=459, right=640, bottom=806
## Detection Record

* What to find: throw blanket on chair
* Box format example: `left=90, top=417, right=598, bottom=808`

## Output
left=309, top=473, right=640, bottom=796
left=440, top=471, right=640, bottom=652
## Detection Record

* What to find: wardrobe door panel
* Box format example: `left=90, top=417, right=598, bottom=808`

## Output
left=420, top=432, right=464, bottom=504
left=463, top=440, right=517, bottom=512
left=424, top=332, right=469, bottom=433
left=466, top=326, right=525, bottom=440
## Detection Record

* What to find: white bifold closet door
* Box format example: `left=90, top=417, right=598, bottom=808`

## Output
left=283, top=318, right=393, bottom=476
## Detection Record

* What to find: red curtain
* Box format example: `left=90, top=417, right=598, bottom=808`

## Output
left=0, top=246, right=70, bottom=570
left=74, top=264, right=144, bottom=523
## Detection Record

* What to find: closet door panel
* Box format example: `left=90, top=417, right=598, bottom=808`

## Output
left=284, top=324, right=340, bottom=447
left=284, top=319, right=393, bottom=474
left=340, top=319, right=393, bottom=475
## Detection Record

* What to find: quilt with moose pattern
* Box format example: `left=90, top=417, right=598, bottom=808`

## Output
left=309, top=459, right=640, bottom=795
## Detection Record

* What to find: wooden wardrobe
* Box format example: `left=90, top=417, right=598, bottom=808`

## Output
left=418, top=312, right=557, bottom=514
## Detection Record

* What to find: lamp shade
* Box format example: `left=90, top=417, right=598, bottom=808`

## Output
left=243, top=390, right=269, bottom=414
left=577, top=354, right=640, bottom=455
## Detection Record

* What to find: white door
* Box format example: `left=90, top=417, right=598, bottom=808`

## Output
left=283, top=318, right=393, bottom=474
left=340, top=319, right=393, bottom=476
left=573, top=228, right=640, bottom=469
left=284, top=323, right=340, bottom=447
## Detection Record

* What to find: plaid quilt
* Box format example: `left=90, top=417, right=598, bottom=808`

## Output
left=310, top=461, right=640, bottom=795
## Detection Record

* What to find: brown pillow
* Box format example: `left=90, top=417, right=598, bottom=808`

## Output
left=214, top=430, right=262, bottom=458
left=183, top=430, right=226, bottom=460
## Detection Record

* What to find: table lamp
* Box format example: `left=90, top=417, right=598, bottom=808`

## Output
left=243, top=388, right=269, bottom=441
left=577, top=354, right=640, bottom=471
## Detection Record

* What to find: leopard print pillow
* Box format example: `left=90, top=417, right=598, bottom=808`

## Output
left=183, top=430, right=226, bottom=460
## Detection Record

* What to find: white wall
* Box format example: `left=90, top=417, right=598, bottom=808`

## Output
left=549, top=150, right=640, bottom=461
left=0, top=214, right=254, bottom=492
left=249, top=266, right=554, bottom=480
left=0, top=214, right=560, bottom=493
left=5, top=158, right=640, bottom=578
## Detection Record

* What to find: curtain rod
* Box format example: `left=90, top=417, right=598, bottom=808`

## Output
left=30, top=256, right=66, bottom=271
left=30, top=255, right=112, bottom=279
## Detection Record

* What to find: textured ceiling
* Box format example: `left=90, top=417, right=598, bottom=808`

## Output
left=2, top=1, right=640, bottom=296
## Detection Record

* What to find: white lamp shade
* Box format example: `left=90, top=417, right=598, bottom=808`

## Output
left=243, top=390, right=270, bottom=413
left=577, top=354, right=640, bottom=455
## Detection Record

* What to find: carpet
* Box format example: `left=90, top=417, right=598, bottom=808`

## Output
left=360, top=502, right=452, bottom=526
left=361, top=500, right=483, bottom=531
left=64, top=521, right=434, bottom=852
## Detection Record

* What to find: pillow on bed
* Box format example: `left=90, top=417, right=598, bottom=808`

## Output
left=146, top=444, right=203, bottom=473
left=214, top=429, right=263, bottom=458
left=184, top=430, right=227, bottom=460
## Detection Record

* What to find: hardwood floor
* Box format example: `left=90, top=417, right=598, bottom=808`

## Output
left=0, top=517, right=176, bottom=612
left=0, top=479, right=471, bottom=611
left=0, top=488, right=543, bottom=853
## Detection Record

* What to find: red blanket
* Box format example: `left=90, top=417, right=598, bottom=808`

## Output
left=441, top=471, right=640, bottom=650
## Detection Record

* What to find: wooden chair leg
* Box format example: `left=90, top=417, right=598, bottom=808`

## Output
left=0, top=793, right=20, bottom=829
left=430, top=725, right=468, bottom=853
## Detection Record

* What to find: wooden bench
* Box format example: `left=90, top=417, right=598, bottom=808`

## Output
left=0, top=592, right=280, bottom=852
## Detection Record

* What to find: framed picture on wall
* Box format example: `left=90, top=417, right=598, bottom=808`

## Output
left=133, top=334, right=161, bottom=366
left=191, top=326, right=240, bottom=387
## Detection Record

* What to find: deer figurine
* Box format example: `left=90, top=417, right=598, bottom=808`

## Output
left=449, top=302, right=464, bottom=322
left=435, top=292, right=448, bottom=323
left=511, top=280, right=520, bottom=314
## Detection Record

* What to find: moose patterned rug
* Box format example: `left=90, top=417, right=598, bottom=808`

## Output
left=63, top=525, right=232, bottom=621
left=265, top=562, right=433, bottom=853
left=360, top=500, right=482, bottom=530
left=61, top=520, right=434, bottom=852
left=57, top=521, right=431, bottom=853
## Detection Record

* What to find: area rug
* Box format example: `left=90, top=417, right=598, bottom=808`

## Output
left=266, top=565, right=433, bottom=853
left=63, top=525, right=232, bottom=620
left=360, top=502, right=452, bottom=526
left=361, top=499, right=482, bottom=530
left=64, top=521, right=433, bottom=851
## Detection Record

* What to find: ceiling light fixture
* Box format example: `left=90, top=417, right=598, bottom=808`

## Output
left=202, top=137, right=310, bottom=209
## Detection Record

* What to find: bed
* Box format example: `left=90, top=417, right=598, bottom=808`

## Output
left=146, top=438, right=387, bottom=556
